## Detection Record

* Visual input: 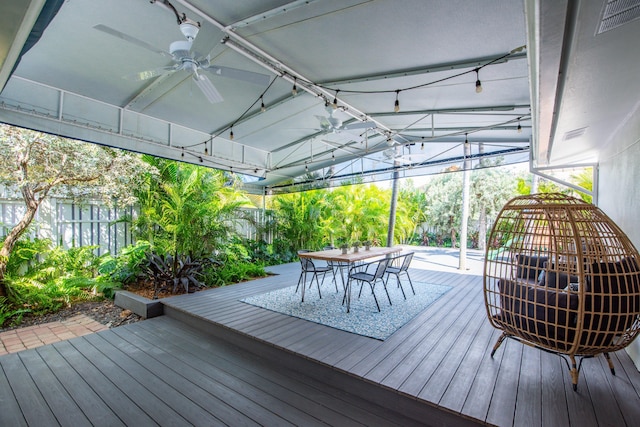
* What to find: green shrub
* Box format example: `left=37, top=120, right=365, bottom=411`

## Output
left=202, top=260, right=267, bottom=287
left=0, top=237, right=106, bottom=327
left=97, top=240, right=151, bottom=286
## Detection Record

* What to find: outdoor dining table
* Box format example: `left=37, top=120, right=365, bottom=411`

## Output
left=298, top=246, right=402, bottom=312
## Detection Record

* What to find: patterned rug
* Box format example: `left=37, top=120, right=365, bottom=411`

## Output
left=240, top=279, right=451, bottom=340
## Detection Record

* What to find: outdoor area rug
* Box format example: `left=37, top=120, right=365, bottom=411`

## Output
left=240, top=280, right=452, bottom=340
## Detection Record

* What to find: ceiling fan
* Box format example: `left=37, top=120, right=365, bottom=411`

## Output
left=94, top=20, right=271, bottom=103
left=315, top=105, right=376, bottom=133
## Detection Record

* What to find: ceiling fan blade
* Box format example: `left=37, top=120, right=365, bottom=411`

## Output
left=93, top=24, right=171, bottom=58
left=205, top=65, right=271, bottom=86
left=125, top=65, right=177, bottom=81
left=343, top=121, right=376, bottom=131
left=193, top=74, right=224, bottom=103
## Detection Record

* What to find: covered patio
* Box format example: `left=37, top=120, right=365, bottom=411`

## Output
left=2, top=247, right=639, bottom=426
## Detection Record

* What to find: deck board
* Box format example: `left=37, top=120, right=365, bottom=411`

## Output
left=1, top=353, right=58, bottom=426
left=2, top=248, right=640, bottom=426
left=17, top=350, right=93, bottom=427
left=160, top=257, right=640, bottom=426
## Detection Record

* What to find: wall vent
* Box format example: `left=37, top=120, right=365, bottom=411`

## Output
left=597, top=0, right=640, bottom=34
left=563, top=127, right=587, bottom=141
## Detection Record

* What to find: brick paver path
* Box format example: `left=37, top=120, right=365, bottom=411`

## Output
left=0, top=315, right=108, bottom=355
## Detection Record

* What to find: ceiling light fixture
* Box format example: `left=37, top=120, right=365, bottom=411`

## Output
left=229, top=126, right=234, bottom=140
left=260, top=96, right=266, bottom=113
left=292, top=78, right=298, bottom=96
left=394, top=90, right=400, bottom=113
left=475, top=69, right=482, bottom=93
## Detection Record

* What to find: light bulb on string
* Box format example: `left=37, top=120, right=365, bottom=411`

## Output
left=229, top=126, right=234, bottom=141
left=199, top=156, right=203, bottom=163
left=517, top=118, right=522, bottom=133
left=181, top=147, right=184, bottom=158
left=291, top=78, right=298, bottom=96
left=204, top=141, right=208, bottom=155
left=260, top=96, right=266, bottom=113
left=475, top=69, right=482, bottom=93
left=332, top=90, right=339, bottom=109
left=394, top=90, right=400, bottom=113
left=332, top=152, right=335, bottom=161
left=421, top=142, right=425, bottom=150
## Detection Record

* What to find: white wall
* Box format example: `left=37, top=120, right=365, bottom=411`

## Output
left=597, top=102, right=640, bottom=369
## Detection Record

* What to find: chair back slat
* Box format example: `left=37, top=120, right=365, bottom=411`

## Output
left=401, top=252, right=414, bottom=271
left=374, top=258, right=390, bottom=279
left=297, top=250, right=315, bottom=271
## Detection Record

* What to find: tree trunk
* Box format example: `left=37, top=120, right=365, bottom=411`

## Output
left=0, top=185, right=42, bottom=297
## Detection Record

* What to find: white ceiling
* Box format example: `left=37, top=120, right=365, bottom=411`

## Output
left=1, top=0, right=638, bottom=192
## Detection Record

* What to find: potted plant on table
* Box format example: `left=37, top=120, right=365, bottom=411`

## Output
left=353, top=241, right=361, bottom=253
left=364, top=240, right=372, bottom=250
left=340, top=243, right=349, bottom=254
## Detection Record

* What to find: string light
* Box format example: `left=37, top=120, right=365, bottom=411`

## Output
left=199, top=156, right=203, bottom=163
left=475, top=69, right=482, bottom=93
left=204, top=141, right=208, bottom=155
left=332, top=152, right=335, bottom=161
left=176, top=48, right=522, bottom=156
left=291, top=78, right=298, bottom=96
left=517, top=117, right=522, bottom=133
left=394, top=90, right=400, bottom=113
left=181, top=147, right=184, bottom=157
left=421, top=142, right=424, bottom=150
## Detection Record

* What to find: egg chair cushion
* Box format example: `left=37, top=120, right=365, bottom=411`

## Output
left=498, top=279, right=579, bottom=345
left=583, top=257, right=640, bottom=345
left=516, top=255, right=549, bottom=281
left=540, top=264, right=580, bottom=290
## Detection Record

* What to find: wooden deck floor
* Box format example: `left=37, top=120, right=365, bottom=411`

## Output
left=2, top=247, right=640, bottom=426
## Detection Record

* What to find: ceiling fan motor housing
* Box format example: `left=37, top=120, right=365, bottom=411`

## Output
left=328, top=116, right=342, bottom=129
left=179, top=21, right=199, bottom=41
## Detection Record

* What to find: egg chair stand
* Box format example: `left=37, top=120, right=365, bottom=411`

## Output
left=483, top=193, right=640, bottom=391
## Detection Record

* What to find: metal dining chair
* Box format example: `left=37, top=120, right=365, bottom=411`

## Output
left=324, top=245, right=347, bottom=292
left=384, top=252, right=416, bottom=298
left=296, top=250, right=333, bottom=302
left=345, top=257, right=391, bottom=312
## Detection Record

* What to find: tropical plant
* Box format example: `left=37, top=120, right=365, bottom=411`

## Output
left=144, top=252, right=215, bottom=298
left=96, top=240, right=152, bottom=293
left=570, top=167, right=593, bottom=203
left=133, top=157, right=250, bottom=259
left=0, top=124, right=150, bottom=297
left=0, top=236, right=106, bottom=326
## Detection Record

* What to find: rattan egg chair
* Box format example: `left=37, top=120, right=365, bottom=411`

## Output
left=484, top=193, right=640, bottom=390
